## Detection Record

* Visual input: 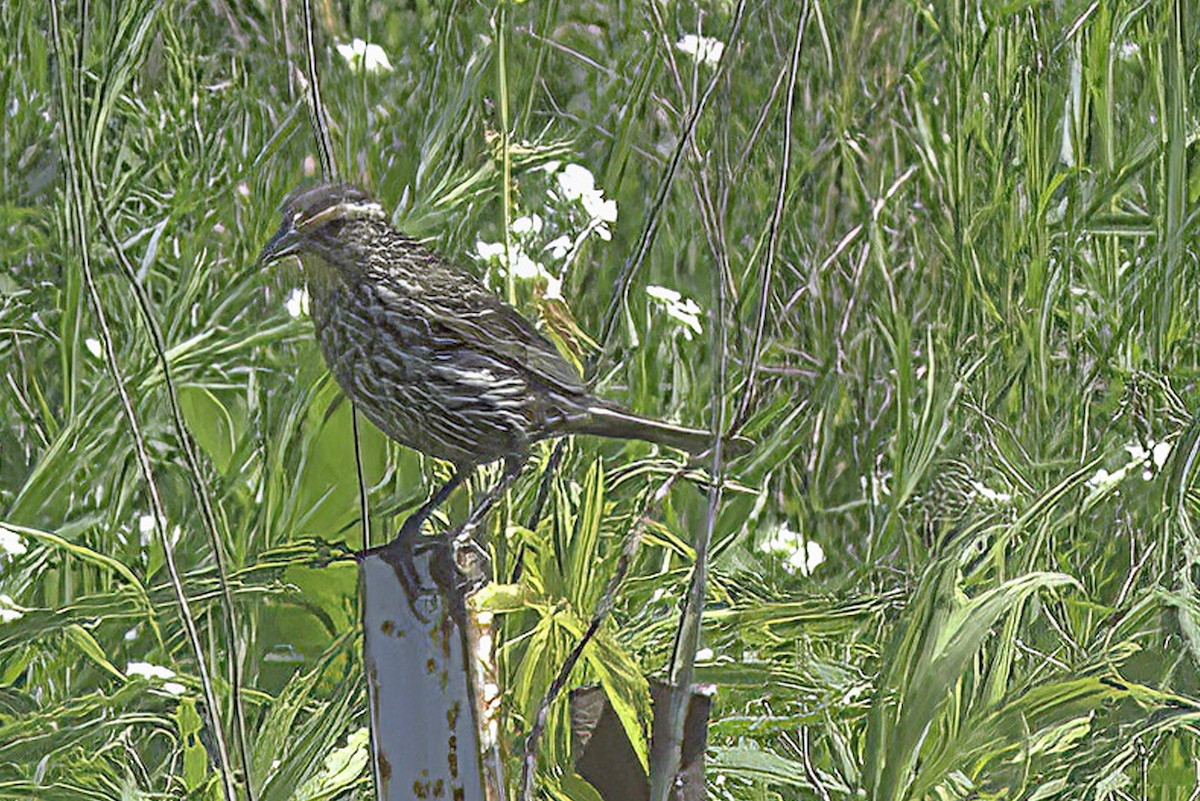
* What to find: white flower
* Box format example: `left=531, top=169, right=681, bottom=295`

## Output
left=127, top=661, right=176, bottom=680
left=1119, top=41, right=1140, bottom=60
left=510, top=250, right=543, bottom=279
left=545, top=236, right=573, bottom=260
left=84, top=337, right=103, bottom=359
left=580, top=193, right=618, bottom=224
left=0, top=594, right=24, bottom=623
left=285, top=287, right=310, bottom=318
left=1152, top=440, right=1172, bottom=469
left=788, top=540, right=826, bottom=576
left=759, top=521, right=825, bottom=577
left=511, top=214, right=543, bottom=235
left=161, top=682, right=186, bottom=696
left=646, top=285, right=704, bottom=340
left=138, top=514, right=156, bottom=547
left=969, top=480, right=1012, bottom=505
left=1124, top=441, right=1149, bottom=464
left=543, top=273, right=564, bottom=301
left=556, top=164, right=596, bottom=200
left=476, top=240, right=507, bottom=261
left=477, top=241, right=562, bottom=295
left=1086, top=467, right=1119, bottom=490
left=0, top=527, right=27, bottom=557
left=551, top=162, right=620, bottom=240
left=676, top=34, right=725, bottom=66
left=695, top=647, right=715, bottom=662
left=1126, top=439, right=1172, bottom=481
left=335, top=38, right=393, bottom=74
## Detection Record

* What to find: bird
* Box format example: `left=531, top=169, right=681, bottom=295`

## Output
left=257, top=183, right=744, bottom=589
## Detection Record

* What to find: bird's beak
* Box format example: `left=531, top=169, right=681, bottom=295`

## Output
left=256, top=224, right=301, bottom=268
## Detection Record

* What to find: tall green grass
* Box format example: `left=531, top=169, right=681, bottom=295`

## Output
left=1, top=1, right=1198, bottom=799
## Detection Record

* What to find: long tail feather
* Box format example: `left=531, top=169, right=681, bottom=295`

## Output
left=568, top=404, right=750, bottom=456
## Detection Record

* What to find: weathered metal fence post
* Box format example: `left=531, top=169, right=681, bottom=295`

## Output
left=361, top=548, right=504, bottom=800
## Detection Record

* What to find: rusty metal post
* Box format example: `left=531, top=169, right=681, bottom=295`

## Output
left=361, top=547, right=494, bottom=801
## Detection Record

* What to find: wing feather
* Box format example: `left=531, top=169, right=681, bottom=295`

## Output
left=368, top=235, right=587, bottom=395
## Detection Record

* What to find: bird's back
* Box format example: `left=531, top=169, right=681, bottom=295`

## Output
left=307, top=226, right=590, bottom=465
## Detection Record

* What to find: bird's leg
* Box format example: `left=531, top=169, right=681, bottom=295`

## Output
left=446, top=456, right=525, bottom=592
left=363, top=468, right=468, bottom=611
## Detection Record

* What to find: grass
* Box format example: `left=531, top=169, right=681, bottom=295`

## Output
left=2, top=0, right=1199, bottom=799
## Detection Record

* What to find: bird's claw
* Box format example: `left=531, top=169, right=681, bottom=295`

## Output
left=357, top=516, right=443, bottom=622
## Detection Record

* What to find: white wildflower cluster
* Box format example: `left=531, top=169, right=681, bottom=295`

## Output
left=675, top=34, right=725, bottom=66
left=550, top=163, right=619, bottom=241
left=474, top=161, right=618, bottom=299
left=335, top=38, right=394, bottom=74
left=759, top=521, right=825, bottom=577
left=645, top=285, right=704, bottom=341
left=126, top=661, right=186, bottom=695
left=1087, top=438, right=1173, bottom=492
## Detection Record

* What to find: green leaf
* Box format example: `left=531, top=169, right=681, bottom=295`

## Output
left=177, top=385, right=237, bottom=474
left=176, top=697, right=211, bottom=793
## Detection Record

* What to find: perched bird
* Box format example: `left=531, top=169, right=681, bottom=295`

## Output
left=258, top=183, right=741, bottom=567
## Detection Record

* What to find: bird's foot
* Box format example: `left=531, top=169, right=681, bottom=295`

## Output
left=357, top=516, right=445, bottom=622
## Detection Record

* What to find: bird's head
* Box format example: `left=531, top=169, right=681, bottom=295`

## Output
left=257, top=183, right=391, bottom=269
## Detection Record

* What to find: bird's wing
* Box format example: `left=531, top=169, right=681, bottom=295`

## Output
left=373, top=242, right=588, bottom=395
left=437, top=289, right=587, bottom=394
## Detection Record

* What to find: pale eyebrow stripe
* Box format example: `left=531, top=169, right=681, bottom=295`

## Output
left=295, top=200, right=387, bottom=231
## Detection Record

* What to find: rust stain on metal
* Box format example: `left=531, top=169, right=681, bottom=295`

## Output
left=378, top=751, right=391, bottom=782
left=426, top=656, right=437, bottom=674
left=433, top=778, right=445, bottom=797
left=412, top=768, right=437, bottom=798
left=447, top=733, right=458, bottom=777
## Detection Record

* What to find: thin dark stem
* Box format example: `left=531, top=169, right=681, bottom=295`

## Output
left=353, top=410, right=372, bottom=550
left=520, top=468, right=685, bottom=801
left=650, top=6, right=751, bottom=797
left=299, top=0, right=365, bottom=560
left=48, top=3, right=237, bottom=800
left=594, top=0, right=749, bottom=364
left=510, top=440, right=567, bottom=584
left=738, top=2, right=808, bottom=423
left=302, top=0, right=337, bottom=182
left=86, top=173, right=255, bottom=801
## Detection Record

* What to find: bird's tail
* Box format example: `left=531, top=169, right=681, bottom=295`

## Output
left=568, top=403, right=751, bottom=457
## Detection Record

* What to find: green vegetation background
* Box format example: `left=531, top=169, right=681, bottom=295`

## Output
left=2, top=0, right=1200, bottom=799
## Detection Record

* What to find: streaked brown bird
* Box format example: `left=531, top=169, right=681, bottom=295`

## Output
left=258, top=183, right=738, bottom=568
